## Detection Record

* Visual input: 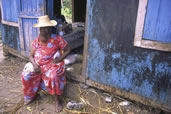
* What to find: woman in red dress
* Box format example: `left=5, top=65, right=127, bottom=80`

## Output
left=21, top=15, right=70, bottom=112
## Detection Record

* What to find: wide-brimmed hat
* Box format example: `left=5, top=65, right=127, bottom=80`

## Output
left=33, top=15, right=57, bottom=27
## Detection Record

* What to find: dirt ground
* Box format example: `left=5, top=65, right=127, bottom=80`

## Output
left=0, top=43, right=168, bottom=114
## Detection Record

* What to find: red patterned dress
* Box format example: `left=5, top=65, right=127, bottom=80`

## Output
left=21, top=34, right=67, bottom=103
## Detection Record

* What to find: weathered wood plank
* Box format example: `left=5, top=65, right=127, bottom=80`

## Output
left=143, top=0, right=160, bottom=40
left=3, top=45, right=29, bottom=61
left=18, top=18, right=25, bottom=50
left=0, top=0, right=4, bottom=22
left=1, top=20, right=18, bottom=27
left=13, top=0, right=18, bottom=22
left=141, top=40, right=171, bottom=52
left=82, top=1, right=89, bottom=82
left=86, top=79, right=171, bottom=112
left=1, top=0, right=18, bottom=23
left=29, top=19, right=33, bottom=51
left=72, top=0, right=75, bottom=22
left=134, top=0, right=148, bottom=47
left=19, top=15, right=40, bottom=19
left=155, top=0, right=171, bottom=42
left=24, top=18, right=30, bottom=51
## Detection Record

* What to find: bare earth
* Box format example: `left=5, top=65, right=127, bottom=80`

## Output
left=0, top=44, right=166, bottom=114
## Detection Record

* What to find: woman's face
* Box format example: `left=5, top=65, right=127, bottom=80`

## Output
left=39, top=27, right=51, bottom=42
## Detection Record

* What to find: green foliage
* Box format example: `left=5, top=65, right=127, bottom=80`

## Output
left=61, top=0, right=72, bottom=22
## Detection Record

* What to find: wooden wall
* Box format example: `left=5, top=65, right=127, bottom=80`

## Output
left=2, top=24, right=19, bottom=50
left=1, top=0, right=18, bottom=23
left=83, top=0, right=171, bottom=111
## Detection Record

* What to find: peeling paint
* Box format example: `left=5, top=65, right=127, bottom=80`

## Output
left=86, top=0, right=171, bottom=109
left=88, top=38, right=105, bottom=82
left=112, top=53, right=121, bottom=59
left=87, top=0, right=96, bottom=36
left=2, top=24, right=20, bottom=50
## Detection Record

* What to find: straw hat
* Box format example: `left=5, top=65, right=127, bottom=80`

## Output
left=33, top=15, right=57, bottom=27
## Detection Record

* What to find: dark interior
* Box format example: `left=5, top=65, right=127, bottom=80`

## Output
left=54, top=0, right=62, bottom=16
left=52, top=0, right=87, bottom=23
left=73, top=0, right=87, bottom=22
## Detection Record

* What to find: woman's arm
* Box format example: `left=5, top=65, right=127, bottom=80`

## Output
left=29, top=47, right=41, bottom=73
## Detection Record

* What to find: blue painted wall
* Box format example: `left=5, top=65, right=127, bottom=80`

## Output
left=20, top=0, right=45, bottom=16
left=86, top=0, right=171, bottom=110
left=1, top=0, right=53, bottom=53
left=1, top=0, right=45, bottom=52
left=2, top=24, right=20, bottom=50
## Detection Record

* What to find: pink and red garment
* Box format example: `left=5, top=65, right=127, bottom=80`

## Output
left=21, top=34, right=68, bottom=103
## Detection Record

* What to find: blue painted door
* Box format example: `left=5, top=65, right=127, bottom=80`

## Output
left=143, top=0, right=171, bottom=43
left=18, top=0, right=46, bottom=56
left=1, top=0, right=19, bottom=23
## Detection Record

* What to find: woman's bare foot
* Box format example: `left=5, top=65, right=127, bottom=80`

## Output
left=56, top=96, right=63, bottom=112
left=24, top=100, right=31, bottom=105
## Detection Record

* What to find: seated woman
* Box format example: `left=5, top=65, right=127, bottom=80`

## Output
left=21, top=15, right=70, bottom=112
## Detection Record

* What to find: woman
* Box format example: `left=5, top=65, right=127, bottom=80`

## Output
left=21, top=15, right=70, bottom=112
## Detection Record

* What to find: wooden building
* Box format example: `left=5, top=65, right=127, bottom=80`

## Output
left=0, top=0, right=171, bottom=112
left=0, top=0, right=86, bottom=59
left=82, top=0, right=171, bottom=112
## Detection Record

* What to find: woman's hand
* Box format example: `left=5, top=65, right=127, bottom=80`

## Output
left=33, top=64, right=41, bottom=73
left=53, top=57, right=63, bottom=64
left=30, top=46, right=41, bottom=73
left=52, top=45, right=71, bottom=64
